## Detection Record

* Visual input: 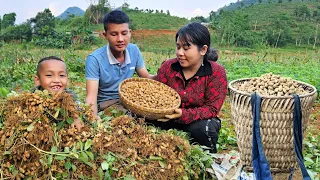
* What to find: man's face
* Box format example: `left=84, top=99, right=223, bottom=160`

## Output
left=34, top=60, right=69, bottom=93
left=103, top=23, right=131, bottom=53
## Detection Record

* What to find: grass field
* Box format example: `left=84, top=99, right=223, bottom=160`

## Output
left=0, top=30, right=319, bottom=178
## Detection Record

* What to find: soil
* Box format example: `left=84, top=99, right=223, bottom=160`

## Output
left=94, top=29, right=176, bottom=40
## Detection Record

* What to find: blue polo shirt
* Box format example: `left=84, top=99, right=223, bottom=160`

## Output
left=85, top=43, right=145, bottom=104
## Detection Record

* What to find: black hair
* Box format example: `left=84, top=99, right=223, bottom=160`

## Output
left=103, top=10, right=130, bottom=32
left=36, top=56, right=66, bottom=76
left=207, top=48, right=219, bottom=62
left=175, top=22, right=218, bottom=62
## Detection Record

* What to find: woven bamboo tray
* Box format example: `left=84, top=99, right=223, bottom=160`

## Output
left=119, top=78, right=181, bottom=120
left=228, top=78, right=317, bottom=172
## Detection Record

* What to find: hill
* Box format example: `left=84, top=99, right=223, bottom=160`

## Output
left=126, top=10, right=189, bottom=30
left=211, top=1, right=320, bottom=47
left=219, top=0, right=317, bottom=11
left=57, top=6, right=85, bottom=19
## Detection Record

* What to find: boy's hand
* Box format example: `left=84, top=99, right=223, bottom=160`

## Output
left=165, top=109, right=182, bottom=119
left=71, top=118, right=84, bottom=131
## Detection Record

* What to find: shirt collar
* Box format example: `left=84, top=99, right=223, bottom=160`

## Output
left=171, top=59, right=212, bottom=77
left=107, top=44, right=131, bottom=65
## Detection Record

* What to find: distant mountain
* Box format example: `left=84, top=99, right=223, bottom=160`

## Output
left=57, top=6, right=85, bottom=19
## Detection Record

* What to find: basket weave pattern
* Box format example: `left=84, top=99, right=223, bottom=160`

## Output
left=119, top=78, right=181, bottom=120
left=229, top=78, right=317, bottom=171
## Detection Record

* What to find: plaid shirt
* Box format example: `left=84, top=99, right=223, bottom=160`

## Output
left=156, top=58, right=227, bottom=124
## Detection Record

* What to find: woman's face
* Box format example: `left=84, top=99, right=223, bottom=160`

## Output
left=175, top=36, right=207, bottom=69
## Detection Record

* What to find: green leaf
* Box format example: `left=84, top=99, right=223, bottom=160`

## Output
left=9, top=165, right=15, bottom=172
left=64, top=161, right=72, bottom=170
left=304, top=157, right=314, bottom=163
left=62, top=172, right=68, bottom=178
left=101, top=161, right=109, bottom=170
left=111, top=109, right=118, bottom=114
left=71, top=164, right=77, bottom=172
left=80, top=151, right=89, bottom=162
left=150, top=155, right=163, bottom=160
left=200, top=155, right=210, bottom=161
left=64, top=147, right=70, bottom=153
left=98, top=168, right=103, bottom=180
left=85, top=161, right=95, bottom=168
left=27, top=124, right=34, bottom=131
left=84, top=139, right=93, bottom=150
left=66, top=118, right=74, bottom=125
left=105, top=171, right=111, bottom=180
left=54, top=108, right=60, bottom=118
left=79, top=141, right=84, bottom=151
left=159, top=160, right=166, bottom=168
left=48, top=155, right=53, bottom=165
left=3, top=151, right=11, bottom=155
left=177, top=144, right=184, bottom=150
left=86, top=151, right=94, bottom=161
left=72, top=153, right=79, bottom=158
left=51, top=146, right=58, bottom=153
left=123, top=175, right=136, bottom=180
left=55, top=155, right=66, bottom=161
left=56, top=121, right=66, bottom=130
left=103, top=116, right=113, bottom=121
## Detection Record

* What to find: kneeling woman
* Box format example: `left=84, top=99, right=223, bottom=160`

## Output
left=154, top=22, right=227, bottom=153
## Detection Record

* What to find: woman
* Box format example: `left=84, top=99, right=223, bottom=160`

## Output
left=154, top=22, right=227, bottom=153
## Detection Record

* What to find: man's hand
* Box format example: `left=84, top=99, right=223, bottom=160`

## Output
left=71, top=118, right=84, bottom=131
left=165, top=109, right=182, bottom=119
left=157, top=118, right=170, bottom=122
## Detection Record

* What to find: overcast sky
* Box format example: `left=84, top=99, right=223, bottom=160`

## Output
left=1, top=0, right=238, bottom=24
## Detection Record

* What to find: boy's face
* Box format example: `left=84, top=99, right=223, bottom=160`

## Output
left=103, top=23, right=131, bottom=54
left=34, top=59, right=69, bottom=93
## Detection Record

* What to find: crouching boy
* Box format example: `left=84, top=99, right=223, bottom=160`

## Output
left=32, top=56, right=84, bottom=130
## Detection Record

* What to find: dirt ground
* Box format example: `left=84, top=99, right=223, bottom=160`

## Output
left=94, top=29, right=176, bottom=39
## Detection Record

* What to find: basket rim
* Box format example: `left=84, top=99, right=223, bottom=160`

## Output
left=228, top=77, right=317, bottom=99
left=118, top=77, right=181, bottom=113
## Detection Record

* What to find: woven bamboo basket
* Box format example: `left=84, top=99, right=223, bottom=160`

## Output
left=228, top=78, right=317, bottom=172
left=119, top=78, right=181, bottom=120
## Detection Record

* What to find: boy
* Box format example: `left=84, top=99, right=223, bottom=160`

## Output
left=33, top=56, right=83, bottom=130
left=85, top=10, right=155, bottom=118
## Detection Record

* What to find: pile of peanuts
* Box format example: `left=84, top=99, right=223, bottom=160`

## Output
left=234, top=73, right=309, bottom=96
left=121, top=81, right=180, bottom=109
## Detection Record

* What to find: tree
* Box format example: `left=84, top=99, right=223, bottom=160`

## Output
left=166, top=10, right=170, bottom=16
left=0, top=22, right=32, bottom=42
left=122, top=2, right=129, bottom=11
left=190, top=16, right=207, bottom=23
left=30, top=9, right=55, bottom=37
left=278, top=0, right=283, bottom=3
left=84, top=0, right=111, bottom=24
left=2, top=13, right=16, bottom=29
left=259, top=0, right=262, bottom=3
left=294, top=5, right=311, bottom=20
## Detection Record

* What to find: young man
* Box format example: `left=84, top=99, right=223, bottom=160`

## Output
left=85, top=10, right=154, bottom=117
left=33, top=56, right=84, bottom=130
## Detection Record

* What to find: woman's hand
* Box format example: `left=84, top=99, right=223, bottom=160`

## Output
left=165, top=109, right=182, bottom=119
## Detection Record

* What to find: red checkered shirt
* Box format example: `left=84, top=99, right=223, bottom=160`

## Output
left=156, top=58, right=227, bottom=124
